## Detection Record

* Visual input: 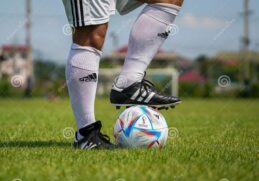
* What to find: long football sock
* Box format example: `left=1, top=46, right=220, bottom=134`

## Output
left=66, top=43, right=101, bottom=134
left=114, top=3, right=181, bottom=89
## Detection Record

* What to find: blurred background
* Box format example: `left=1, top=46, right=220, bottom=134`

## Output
left=0, top=0, right=258, bottom=99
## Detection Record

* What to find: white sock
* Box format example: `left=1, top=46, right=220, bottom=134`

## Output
left=66, top=43, right=101, bottom=134
left=114, top=3, right=181, bottom=89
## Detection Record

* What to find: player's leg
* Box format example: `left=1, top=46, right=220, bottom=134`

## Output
left=63, top=0, right=116, bottom=149
left=111, top=0, right=184, bottom=109
left=72, top=24, right=108, bottom=49
left=66, top=24, right=106, bottom=129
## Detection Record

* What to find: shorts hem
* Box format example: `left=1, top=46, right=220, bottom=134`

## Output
left=73, top=11, right=115, bottom=27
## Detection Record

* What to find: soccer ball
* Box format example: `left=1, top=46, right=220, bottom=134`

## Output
left=114, top=105, right=168, bottom=148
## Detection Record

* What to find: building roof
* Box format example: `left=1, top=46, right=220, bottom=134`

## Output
left=116, top=45, right=165, bottom=54
left=1, top=45, right=30, bottom=53
left=179, top=71, right=206, bottom=83
left=102, top=45, right=194, bottom=70
left=108, top=45, right=182, bottom=60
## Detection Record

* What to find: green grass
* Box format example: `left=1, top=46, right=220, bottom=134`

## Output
left=0, top=98, right=258, bottom=181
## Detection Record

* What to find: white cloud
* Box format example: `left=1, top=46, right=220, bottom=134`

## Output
left=179, top=13, right=228, bottom=29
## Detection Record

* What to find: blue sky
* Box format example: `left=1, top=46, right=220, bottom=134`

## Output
left=0, top=0, right=259, bottom=64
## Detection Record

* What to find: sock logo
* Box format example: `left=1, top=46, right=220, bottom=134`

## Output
left=157, top=30, right=171, bottom=39
left=79, top=73, right=97, bottom=82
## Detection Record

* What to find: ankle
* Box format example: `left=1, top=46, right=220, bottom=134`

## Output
left=115, top=73, right=143, bottom=89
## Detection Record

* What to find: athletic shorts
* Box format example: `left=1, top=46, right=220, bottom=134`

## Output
left=62, top=0, right=116, bottom=27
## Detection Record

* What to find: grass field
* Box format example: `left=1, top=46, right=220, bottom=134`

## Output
left=0, top=98, right=258, bottom=181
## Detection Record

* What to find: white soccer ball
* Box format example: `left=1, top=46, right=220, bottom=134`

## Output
left=114, top=105, right=168, bottom=148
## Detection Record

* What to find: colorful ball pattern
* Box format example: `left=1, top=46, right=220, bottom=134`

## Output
left=114, top=105, right=168, bottom=148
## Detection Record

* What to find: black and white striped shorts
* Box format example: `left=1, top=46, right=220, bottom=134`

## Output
left=62, top=0, right=116, bottom=27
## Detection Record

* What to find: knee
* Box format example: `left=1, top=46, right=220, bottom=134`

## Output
left=90, top=25, right=108, bottom=49
left=73, top=23, right=108, bottom=50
